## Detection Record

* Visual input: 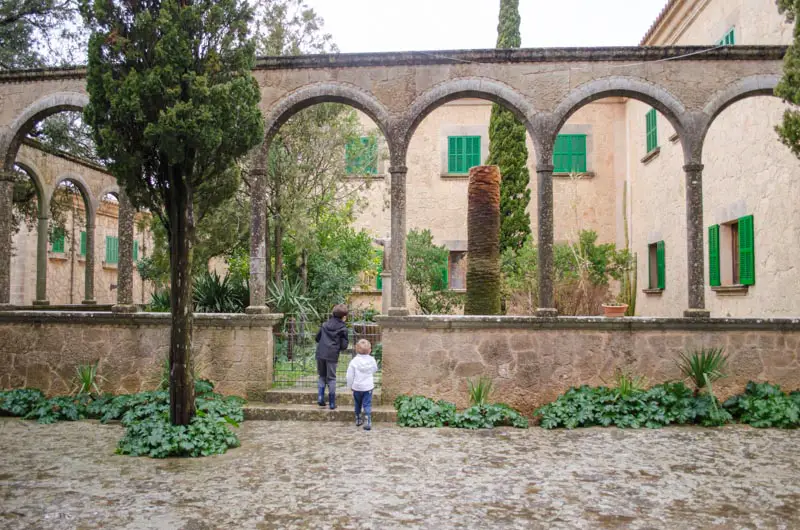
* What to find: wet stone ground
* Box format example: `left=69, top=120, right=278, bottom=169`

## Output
left=1, top=419, right=799, bottom=529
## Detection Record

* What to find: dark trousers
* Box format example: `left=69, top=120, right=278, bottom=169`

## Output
left=353, top=390, right=373, bottom=416
left=317, top=359, right=337, bottom=396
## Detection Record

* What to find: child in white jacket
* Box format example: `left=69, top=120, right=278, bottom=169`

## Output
left=346, top=339, right=379, bottom=431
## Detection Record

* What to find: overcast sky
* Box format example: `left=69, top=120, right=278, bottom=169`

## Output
left=303, top=0, right=668, bottom=52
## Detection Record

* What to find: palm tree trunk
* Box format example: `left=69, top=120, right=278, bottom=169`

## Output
left=465, top=165, right=502, bottom=315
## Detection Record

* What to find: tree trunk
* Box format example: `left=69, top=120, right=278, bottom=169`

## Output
left=273, top=212, right=283, bottom=283
left=465, top=165, right=502, bottom=315
left=265, top=210, right=272, bottom=294
left=300, top=249, right=308, bottom=293
left=168, top=170, right=196, bottom=426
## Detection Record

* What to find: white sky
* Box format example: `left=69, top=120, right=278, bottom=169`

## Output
left=303, top=0, right=668, bottom=52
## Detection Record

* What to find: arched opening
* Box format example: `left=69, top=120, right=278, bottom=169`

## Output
left=700, top=89, right=800, bottom=317
left=7, top=163, right=45, bottom=305
left=548, top=79, right=688, bottom=317
left=401, top=80, right=537, bottom=315
left=47, top=178, right=93, bottom=304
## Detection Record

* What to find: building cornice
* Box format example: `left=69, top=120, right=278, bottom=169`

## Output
left=0, top=46, right=787, bottom=83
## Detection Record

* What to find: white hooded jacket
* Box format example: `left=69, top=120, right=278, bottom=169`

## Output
left=346, top=354, right=379, bottom=392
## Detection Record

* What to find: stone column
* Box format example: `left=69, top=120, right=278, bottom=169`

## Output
left=113, top=190, right=137, bottom=313
left=246, top=168, right=270, bottom=314
left=389, top=165, right=408, bottom=315
left=683, top=163, right=710, bottom=318
left=33, top=213, right=51, bottom=305
left=536, top=163, right=557, bottom=317
left=82, top=217, right=96, bottom=304
left=0, top=172, right=14, bottom=305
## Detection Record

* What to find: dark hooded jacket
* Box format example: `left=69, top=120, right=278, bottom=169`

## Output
left=315, top=316, right=349, bottom=362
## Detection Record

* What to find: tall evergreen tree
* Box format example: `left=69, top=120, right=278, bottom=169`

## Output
left=486, top=0, right=531, bottom=255
left=82, top=0, right=264, bottom=425
left=776, top=0, right=800, bottom=157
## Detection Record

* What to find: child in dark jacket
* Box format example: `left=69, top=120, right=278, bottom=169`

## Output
left=315, top=304, right=349, bottom=409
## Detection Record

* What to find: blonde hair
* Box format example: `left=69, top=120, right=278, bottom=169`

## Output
left=355, top=339, right=372, bottom=354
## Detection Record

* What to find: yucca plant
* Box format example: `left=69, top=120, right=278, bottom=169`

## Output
left=193, top=271, right=243, bottom=313
left=676, top=347, right=728, bottom=397
left=467, top=377, right=494, bottom=406
left=149, top=290, right=170, bottom=312
left=72, top=361, right=104, bottom=396
left=268, top=279, right=319, bottom=324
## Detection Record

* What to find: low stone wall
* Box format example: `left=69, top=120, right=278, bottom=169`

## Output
left=377, top=316, right=800, bottom=415
left=0, top=311, right=281, bottom=400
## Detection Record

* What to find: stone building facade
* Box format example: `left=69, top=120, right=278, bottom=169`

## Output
left=10, top=142, right=154, bottom=306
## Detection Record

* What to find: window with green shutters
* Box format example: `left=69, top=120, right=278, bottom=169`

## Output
left=345, top=137, right=378, bottom=175
left=738, top=215, right=755, bottom=285
left=648, top=241, right=666, bottom=289
left=553, top=134, right=587, bottom=173
left=433, top=254, right=449, bottom=291
left=709, top=225, right=721, bottom=286
left=718, top=28, right=735, bottom=46
left=105, top=236, right=119, bottom=264
left=375, top=249, right=383, bottom=291
left=447, top=136, right=481, bottom=174
left=51, top=228, right=65, bottom=253
left=80, top=231, right=87, bottom=256
left=646, top=108, right=658, bottom=153
left=133, top=240, right=139, bottom=262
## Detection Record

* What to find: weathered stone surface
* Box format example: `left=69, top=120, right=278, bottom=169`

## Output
left=1, top=420, right=799, bottom=529
left=379, top=316, right=800, bottom=413
left=0, top=311, right=281, bottom=399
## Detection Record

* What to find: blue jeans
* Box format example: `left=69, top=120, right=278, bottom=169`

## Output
left=353, top=390, right=373, bottom=416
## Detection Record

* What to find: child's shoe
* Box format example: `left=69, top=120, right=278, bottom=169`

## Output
left=355, top=413, right=363, bottom=427
left=363, top=414, right=372, bottom=431
left=317, top=384, right=326, bottom=407
left=329, top=392, right=336, bottom=410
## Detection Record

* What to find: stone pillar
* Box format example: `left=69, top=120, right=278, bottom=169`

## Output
left=380, top=271, right=392, bottom=315
left=33, top=213, right=51, bottom=305
left=389, top=165, right=408, bottom=315
left=683, top=163, right=710, bottom=318
left=246, top=168, right=270, bottom=314
left=113, top=190, right=137, bottom=313
left=0, top=172, right=14, bottom=305
left=82, top=218, right=96, bottom=304
left=536, top=163, right=557, bottom=317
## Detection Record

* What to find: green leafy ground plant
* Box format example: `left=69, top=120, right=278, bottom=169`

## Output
left=724, top=382, right=800, bottom=428
left=393, top=395, right=528, bottom=429
left=467, top=377, right=494, bottom=406
left=676, top=347, right=728, bottom=396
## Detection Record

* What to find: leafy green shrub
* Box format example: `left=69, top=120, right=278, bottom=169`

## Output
left=406, top=229, right=464, bottom=315
left=393, top=395, right=528, bottom=429
left=467, top=377, right=493, bottom=406
left=24, top=394, right=93, bottom=424
left=149, top=290, right=171, bottom=312
left=0, top=388, right=46, bottom=416
left=724, top=381, right=800, bottom=428
left=453, top=404, right=529, bottom=429
left=73, top=361, right=103, bottom=396
left=193, top=271, right=248, bottom=313
left=535, top=382, right=731, bottom=429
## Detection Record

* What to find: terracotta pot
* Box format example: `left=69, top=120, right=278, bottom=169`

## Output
left=602, top=304, right=628, bottom=318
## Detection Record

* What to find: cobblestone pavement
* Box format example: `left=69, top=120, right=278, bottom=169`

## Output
left=1, top=418, right=799, bottom=529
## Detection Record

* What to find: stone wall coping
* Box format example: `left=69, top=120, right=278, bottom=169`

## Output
left=0, top=46, right=786, bottom=82
left=375, top=315, right=800, bottom=332
left=0, top=311, right=283, bottom=328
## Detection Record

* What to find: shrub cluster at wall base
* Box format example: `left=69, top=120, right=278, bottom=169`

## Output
left=393, top=395, right=529, bottom=429
left=535, top=381, right=800, bottom=430
left=0, top=380, right=244, bottom=458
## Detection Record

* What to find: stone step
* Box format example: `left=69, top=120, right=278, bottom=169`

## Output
left=264, top=388, right=384, bottom=406
left=244, top=403, right=396, bottom=423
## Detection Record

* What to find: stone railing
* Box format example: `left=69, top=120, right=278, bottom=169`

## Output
left=0, top=311, right=282, bottom=400
left=376, top=315, right=800, bottom=414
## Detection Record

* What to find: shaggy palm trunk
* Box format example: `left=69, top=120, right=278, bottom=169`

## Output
left=465, top=166, right=502, bottom=315
left=168, top=171, right=196, bottom=426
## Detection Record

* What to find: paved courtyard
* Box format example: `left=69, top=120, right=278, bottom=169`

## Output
left=1, top=418, right=799, bottom=529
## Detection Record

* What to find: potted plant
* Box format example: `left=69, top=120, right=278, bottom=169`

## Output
left=601, top=298, right=628, bottom=318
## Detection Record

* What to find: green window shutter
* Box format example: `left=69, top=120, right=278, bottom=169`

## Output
left=345, top=139, right=356, bottom=174
left=708, top=225, right=720, bottom=287
left=434, top=254, right=449, bottom=291
left=553, top=134, right=587, bottom=173
left=106, top=236, right=119, bottom=264
left=376, top=249, right=383, bottom=291
left=365, top=137, right=377, bottom=174
left=133, top=240, right=139, bottom=262
left=51, top=228, right=65, bottom=253
left=447, top=136, right=481, bottom=174
left=738, top=215, right=755, bottom=285
left=80, top=231, right=87, bottom=256
left=656, top=240, right=666, bottom=290
left=646, top=109, right=658, bottom=153
left=346, top=137, right=377, bottom=175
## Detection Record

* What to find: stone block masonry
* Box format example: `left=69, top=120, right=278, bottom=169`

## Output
left=0, top=311, right=281, bottom=400
left=377, top=316, right=800, bottom=415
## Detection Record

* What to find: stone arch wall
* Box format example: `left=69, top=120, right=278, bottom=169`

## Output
left=52, top=173, right=97, bottom=222
left=12, top=158, right=47, bottom=215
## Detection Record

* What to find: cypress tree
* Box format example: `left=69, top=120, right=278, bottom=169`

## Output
left=776, top=0, right=800, bottom=157
left=486, top=0, right=531, bottom=255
